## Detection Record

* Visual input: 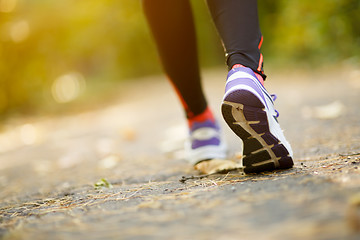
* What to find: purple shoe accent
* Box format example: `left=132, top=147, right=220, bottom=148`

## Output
left=271, top=94, right=277, bottom=101
left=225, top=77, right=259, bottom=93
left=189, top=119, right=222, bottom=149
left=187, top=117, right=227, bottom=164
left=274, top=110, right=280, bottom=118
left=191, top=119, right=219, bottom=132
left=191, top=137, right=220, bottom=149
left=270, top=94, right=280, bottom=118
left=225, top=78, right=266, bottom=105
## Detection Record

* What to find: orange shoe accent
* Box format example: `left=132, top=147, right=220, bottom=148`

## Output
left=257, top=36, right=265, bottom=77
left=254, top=72, right=264, bottom=86
left=188, top=107, right=215, bottom=128
left=232, top=64, right=245, bottom=69
left=257, top=53, right=264, bottom=73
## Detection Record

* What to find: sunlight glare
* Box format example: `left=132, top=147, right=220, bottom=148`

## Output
left=19, top=123, right=37, bottom=145
left=51, top=72, right=86, bottom=103
left=0, top=0, right=17, bottom=13
left=10, top=20, right=29, bottom=43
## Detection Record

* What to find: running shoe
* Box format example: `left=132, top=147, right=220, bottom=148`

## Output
left=185, top=118, right=227, bottom=165
left=221, top=67, right=293, bottom=173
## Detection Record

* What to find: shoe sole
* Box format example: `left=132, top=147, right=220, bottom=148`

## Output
left=186, top=143, right=227, bottom=165
left=222, top=89, right=293, bottom=173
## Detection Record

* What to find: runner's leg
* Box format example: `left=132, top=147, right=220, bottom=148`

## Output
left=206, top=0, right=266, bottom=80
left=206, top=0, right=294, bottom=172
left=142, top=0, right=227, bottom=163
left=142, top=0, right=207, bottom=119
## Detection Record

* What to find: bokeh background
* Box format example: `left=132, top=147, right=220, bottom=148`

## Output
left=0, top=0, right=359, bottom=119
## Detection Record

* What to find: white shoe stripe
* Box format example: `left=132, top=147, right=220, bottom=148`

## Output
left=264, top=96, right=293, bottom=157
left=227, top=71, right=258, bottom=83
left=191, top=127, right=219, bottom=141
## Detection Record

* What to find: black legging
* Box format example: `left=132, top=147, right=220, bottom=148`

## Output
left=142, top=0, right=264, bottom=119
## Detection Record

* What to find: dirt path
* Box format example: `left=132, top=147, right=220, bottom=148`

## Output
left=1, top=67, right=359, bottom=240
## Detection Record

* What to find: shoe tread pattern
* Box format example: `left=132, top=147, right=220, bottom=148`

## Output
left=222, top=89, right=293, bottom=173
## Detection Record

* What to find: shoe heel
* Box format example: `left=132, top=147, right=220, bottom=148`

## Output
left=223, top=89, right=264, bottom=108
left=222, top=98, right=293, bottom=173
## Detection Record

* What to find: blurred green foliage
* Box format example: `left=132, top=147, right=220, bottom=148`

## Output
left=259, top=0, right=360, bottom=63
left=0, top=0, right=359, bottom=118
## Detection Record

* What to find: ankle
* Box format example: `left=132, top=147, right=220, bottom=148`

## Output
left=187, top=107, right=215, bottom=129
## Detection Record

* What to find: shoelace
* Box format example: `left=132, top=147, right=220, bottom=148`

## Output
left=271, top=94, right=280, bottom=118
